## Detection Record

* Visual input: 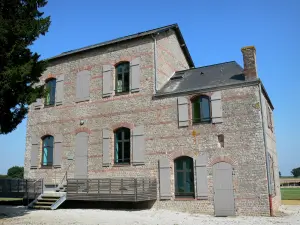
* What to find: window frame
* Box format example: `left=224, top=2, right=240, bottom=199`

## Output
left=41, top=135, right=54, bottom=166
left=174, top=156, right=195, bottom=198
left=114, top=127, right=131, bottom=164
left=44, top=78, right=56, bottom=106
left=191, top=95, right=211, bottom=124
left=115, top=62, right=130, bottom=94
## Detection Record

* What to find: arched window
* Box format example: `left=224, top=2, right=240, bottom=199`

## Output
left=174, top=156, right=194, bottom=197
left=115, top=127, right=130, bottom=164
left=42, top=135, right=54, bottom=166
left=115, top=62, right=130, bottom=93
left=192, top=95, right=211, bottom=123
left=45, top=79, right=56, bottom=106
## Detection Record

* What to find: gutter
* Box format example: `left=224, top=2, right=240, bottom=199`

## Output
left=151, top=34, right=158, bottom=93
left=258, top=82, right=273, bottom=216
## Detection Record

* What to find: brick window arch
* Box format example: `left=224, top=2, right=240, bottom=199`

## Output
left=115, top=62, right=130, bottom=93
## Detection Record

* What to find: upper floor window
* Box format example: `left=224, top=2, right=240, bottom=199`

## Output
left=42, top=135, right=54, bottom=166
left=115, top=62, right=130, bottom=93
left=192, top=95, right=211, bottom=124
left=115, top=127, right=130, bottom=164
left=266, top=106, right=273, bottom=131
left=45, top=79, right=56, bottom=106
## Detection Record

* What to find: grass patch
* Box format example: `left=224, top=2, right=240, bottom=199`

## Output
left=0, top=198, right=23, bottom=201
left=281, top=188, right=300, bottom=200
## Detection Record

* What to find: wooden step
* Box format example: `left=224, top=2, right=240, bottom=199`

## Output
left=38, top=198, right=58, bottom=202
left=35, top=202, right=53, bottom=205
left=33, top=205, right=51, bottom=210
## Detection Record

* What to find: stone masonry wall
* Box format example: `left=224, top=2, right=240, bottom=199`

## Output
left=24, top=33, right=271, bottom=216
left=261, top=93, right=280, bottom=212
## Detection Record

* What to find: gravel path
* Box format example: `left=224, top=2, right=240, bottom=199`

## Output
left=0, top=205, right=300, bottom=225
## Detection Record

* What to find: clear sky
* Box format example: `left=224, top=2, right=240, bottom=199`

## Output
left=0, top=0, right=299, bottom=175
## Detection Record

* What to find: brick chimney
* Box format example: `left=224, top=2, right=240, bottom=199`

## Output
left=241, top=46, right=257, bottom=80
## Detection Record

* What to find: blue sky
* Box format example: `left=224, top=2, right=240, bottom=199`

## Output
left=0, top=0, right=299, bottom=175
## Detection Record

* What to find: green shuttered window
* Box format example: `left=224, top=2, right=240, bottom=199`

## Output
left=42, top=135, right=54, bottom=166
left=192, top=95, right=211, bottom=124
left=114, top=127, right=130, bottom=164
left=115, top=62, right=130, bottom=93
left=45, top=79, right=56, bottom=106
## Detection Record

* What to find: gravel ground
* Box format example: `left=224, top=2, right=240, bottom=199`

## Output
left=0, top=205, right=300, bottom=225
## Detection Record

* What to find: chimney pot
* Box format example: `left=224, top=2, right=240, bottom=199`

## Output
left=241, top=46, right=257, bottom=80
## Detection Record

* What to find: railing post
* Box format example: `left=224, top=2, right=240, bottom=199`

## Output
left=26, top=180, right=29, bottom=206
left=87, top=179, right=89, bottom=194
left=76, top=179, right=78, bottom=194
left=134, top=178, right=137, bottom=202
left=98, top=179, right=100, bottom=195
left=109, top=179, right=111, bottom=200
left=17, top=179, right=20, bottom=194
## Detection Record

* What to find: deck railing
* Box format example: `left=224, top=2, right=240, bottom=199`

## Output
left=67, top=178, right=157, bottom=202
left=0, top=178, right=43, bottom=204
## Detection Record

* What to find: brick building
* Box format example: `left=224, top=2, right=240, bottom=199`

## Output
left=24, top=24, right=280, bottom=216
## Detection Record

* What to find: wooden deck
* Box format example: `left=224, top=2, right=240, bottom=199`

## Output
left=66, top=178, right=157, bottom=202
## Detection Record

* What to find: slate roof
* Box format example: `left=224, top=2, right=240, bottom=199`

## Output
left=47, top=24, right=194, bottom=68
left=156, top=61, right=254, bottom=95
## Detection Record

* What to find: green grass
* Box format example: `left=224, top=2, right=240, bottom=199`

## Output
left=281, top=188, right=300, bottom=200
left=0, top=198, right=23, bottom=201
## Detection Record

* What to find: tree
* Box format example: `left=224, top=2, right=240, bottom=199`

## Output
left=0, top=174, right=7, bottom=178
left=291, top=167, right=300, bottom=178
left=7, top=166, right=24, bottom=179
left=0, top=0, right=51, bottom=134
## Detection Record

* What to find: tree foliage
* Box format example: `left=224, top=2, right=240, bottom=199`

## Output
left=291, top=167, right=300, bottom=178
left=7, top=166, right=24, bottom=179
left=0, top=0, right=51, bottom=134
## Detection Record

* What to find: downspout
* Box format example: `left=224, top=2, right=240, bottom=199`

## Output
left=151, top=34, right=158, bottom=93
left=258, top=82, right=273, bottom=216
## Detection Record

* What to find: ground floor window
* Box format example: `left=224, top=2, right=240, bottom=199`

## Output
left=174, top=156, right=194, bottom=197
left=114, top=127, right=130, bottom=164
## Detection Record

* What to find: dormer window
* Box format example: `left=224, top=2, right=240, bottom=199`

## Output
left=192, top=95, right=211, bottom=124
left=115, top=62, right=130, bottom=93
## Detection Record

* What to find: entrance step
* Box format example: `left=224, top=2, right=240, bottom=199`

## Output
left=29, top=193, right=66, bottom=210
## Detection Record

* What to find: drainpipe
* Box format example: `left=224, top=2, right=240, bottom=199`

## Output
left=151, top=34, right=158, bottom=93
left=258, top=83, right=273, bottom=216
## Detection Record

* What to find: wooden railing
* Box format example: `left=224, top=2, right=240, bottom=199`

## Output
left=66, top=178, right=157, bottom=202
left=0, top=178, right=43, bottom=204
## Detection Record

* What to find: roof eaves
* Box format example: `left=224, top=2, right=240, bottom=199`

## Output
left=45, top=23, right=194, bottom=67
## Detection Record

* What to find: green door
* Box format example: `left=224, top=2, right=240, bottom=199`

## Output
left=174, top=156, right=194, bottom=197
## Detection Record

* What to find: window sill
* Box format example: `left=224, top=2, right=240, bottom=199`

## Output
left=44, top=104, right=55, bottom=108
left=114, top=91, right=130, bottom=96
left=40, top=165, right=53, bottom=169
left=192, top=121, right=211, bottom=125
left=113, top=163, right=131, bottom=167
left=174, top=197, right=196, bottom=201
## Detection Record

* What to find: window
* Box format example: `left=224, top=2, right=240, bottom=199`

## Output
left=42, top=135, right=54, bottom=166
left=192, top=95, right=211, bottom=123
left=115, top=62, right=130, bottom=93
left=45, top=79, right=56, bottom=106
left=174, top=156, right=194, bottom=197
left=114, top=127, right=130, bottom=164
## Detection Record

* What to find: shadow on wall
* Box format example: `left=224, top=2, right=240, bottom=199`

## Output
left=60, top=200, right=156, bottom=211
